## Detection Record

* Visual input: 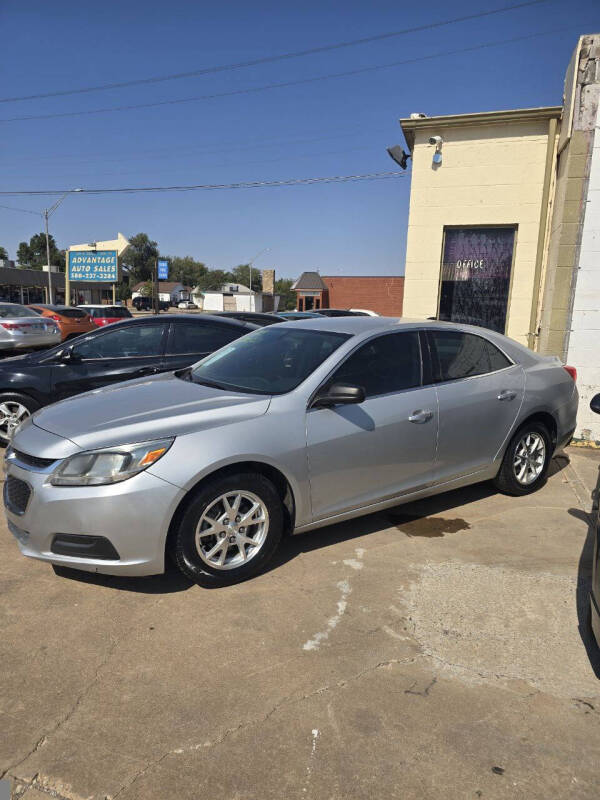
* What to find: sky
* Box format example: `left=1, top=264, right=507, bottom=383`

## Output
left=1, top=0, right=598, bottom=280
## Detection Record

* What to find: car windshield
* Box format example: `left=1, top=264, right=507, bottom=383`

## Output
left=0, top=304, right=39, bottom=318
left=189, top=326, right=350, bottom=395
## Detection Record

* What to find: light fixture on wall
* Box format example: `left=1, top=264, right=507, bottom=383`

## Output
left=386, top=145, right=411, bottom=169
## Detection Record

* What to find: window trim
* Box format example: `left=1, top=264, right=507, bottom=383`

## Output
left=71, top=322, right=168, bottom=362
left=308, top=329, right=426, bottom=409
left=425, top=328, right=516, bottom=386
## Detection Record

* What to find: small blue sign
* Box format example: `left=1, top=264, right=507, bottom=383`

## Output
left=158, top=259, right=169, bottom=280
left=68, top=250, right=118, bottom=282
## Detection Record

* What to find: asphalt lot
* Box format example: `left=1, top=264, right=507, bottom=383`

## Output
left=1, top=446, right=600, bottom=800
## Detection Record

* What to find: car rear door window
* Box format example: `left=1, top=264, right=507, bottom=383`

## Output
left=74, top=324, right=166, bottom=360
left=327, top=331, right=421, bottom=398
left=430, top=330, right=511, bottom=382
left=168, top=322, right=243, bottom=355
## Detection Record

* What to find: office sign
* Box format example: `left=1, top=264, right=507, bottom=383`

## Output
left=68, top=250, right=118, bottom=282
left=158, top=259, right=169, bottom=280
left=439, top=226, right=516, bottom=333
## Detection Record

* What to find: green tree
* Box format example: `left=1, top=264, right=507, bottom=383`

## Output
left=121, top=233, right=159, bottom=282
left=194, top=268, right=234, bottom=291
left=16, top=233, right=65, bottom=270
left=0, top=246, right=8, bottom=260
left=275, top=278, right=296, bottom=310
left=168, top=255, right=208, bottom=288
left=229, top=264, right=262, bottom=292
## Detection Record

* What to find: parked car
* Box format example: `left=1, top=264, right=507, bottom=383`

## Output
left=589, top=392, right=600, bottom=648
left=78, top=305, right=133, bottom=327
left=132, top=297, right=170, bottom=312
left=215, top=311, right=287, bottom=326
left=315, top=309, right=369, bottom=317
left=349, top=308, right=379, bottom=317
left=277, top=311, right=322, bottom=320
left=0, top=302, right=61, bottom=355
left=28, top=304, right=96, bottom=341
left=178, top=301, right=197, bottom=310
left=4, top=317, right=578, bottom=588
left=0, top=314, right=256, bottom=444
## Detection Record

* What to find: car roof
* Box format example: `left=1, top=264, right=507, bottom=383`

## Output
left=282, top=315, right=505, bottom=337
left=82, top=313, right=257, bottom=330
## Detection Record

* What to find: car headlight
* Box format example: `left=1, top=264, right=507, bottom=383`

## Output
left=48, top=438, right=174, bottom=486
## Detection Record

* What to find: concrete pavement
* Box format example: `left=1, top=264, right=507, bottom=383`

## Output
left=1, top=447, right=599, bottom=799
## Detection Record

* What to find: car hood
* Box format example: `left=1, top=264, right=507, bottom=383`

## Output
left=24, top=371, right=271, bottom=455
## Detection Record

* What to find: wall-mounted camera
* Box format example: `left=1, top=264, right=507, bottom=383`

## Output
left=428, top=135, right=443, bottom=165
left=428, top=135, right=443, bottom=146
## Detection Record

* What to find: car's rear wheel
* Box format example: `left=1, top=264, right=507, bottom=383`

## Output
left=171, top=472, right=283, bottom=587
left=0, top=393, right=39, bottom=446
left=493, top=421, right=552, bottom=496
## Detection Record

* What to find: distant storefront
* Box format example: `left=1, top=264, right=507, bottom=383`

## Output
left=0, top=266, right=112, bottom=306
left=293, top=272, right=404, bottom=316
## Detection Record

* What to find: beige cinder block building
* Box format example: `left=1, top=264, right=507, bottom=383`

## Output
left=399, top=33, right=600, bottom=443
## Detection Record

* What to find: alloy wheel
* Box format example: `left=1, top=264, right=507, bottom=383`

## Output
left=513, top=432, right=546, bottom=485
left=195, top=490, right=269, bottom=570
left=0, top=402, right=31, bottom=443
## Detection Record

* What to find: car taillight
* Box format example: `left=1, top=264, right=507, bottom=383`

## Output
left=563, top=365, right=577, bottom=382
left=49, top=314, right=62, bottom=321
left=0, top=322, right=18, bottom=330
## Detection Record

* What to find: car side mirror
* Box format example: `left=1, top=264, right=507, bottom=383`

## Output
left=59, top=346, right=81, bottom=364
left=312, top=383, right=366, bottom=409
left=591, top=393, right=600, bottom=415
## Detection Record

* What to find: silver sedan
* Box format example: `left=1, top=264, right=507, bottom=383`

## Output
left=0, top=302, right=61, bottom=352
left=5, top=317, right=578, bottom=587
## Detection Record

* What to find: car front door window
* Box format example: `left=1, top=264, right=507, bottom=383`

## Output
left=73, top=325, right=165, bottom=360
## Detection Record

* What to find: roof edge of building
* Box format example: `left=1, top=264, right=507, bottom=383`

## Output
left=400, top=106, right=562, bottom=149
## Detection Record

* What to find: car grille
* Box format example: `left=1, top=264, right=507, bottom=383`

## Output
left=4, top=476, right=31, bottom=515
left=11, top=448, right=56, bottom=469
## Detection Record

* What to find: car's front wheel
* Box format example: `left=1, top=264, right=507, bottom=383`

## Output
left=171, top=472, right=284, bottom=587
left=0, top=393, right=39, bottom=446
left=493, top=421, right=552, bottom=496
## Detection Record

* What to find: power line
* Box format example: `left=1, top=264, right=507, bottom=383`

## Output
left=0, top=171, right=405, bottom=197
left=0, top=202, right=42, bottom=216
left=0, top=0, right=551, bottom=104
left=0, top=27, right=569, bottom=124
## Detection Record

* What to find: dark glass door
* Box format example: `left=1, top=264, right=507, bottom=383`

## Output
left=438, top=227, right=516, bottom=333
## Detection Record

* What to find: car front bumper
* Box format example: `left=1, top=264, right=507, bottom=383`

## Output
left=4, top=459, right=185, bottom=576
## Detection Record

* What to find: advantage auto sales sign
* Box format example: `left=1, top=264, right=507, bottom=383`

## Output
left=68, top=250, right=118, bottom=282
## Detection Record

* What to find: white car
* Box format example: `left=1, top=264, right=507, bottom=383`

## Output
left=349, top=308, right=379, bottom=316
left=178, top=301, right=197, bottom=309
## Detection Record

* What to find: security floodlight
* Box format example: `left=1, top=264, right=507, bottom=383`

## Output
left=386, top=145, right=411, bottom=170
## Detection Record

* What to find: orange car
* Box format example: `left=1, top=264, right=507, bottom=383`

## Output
left=28, top=304, right=96, bottom=341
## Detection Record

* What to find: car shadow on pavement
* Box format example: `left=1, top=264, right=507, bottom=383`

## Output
left=52, top=560, right=194, bottom=594
left=568, top=460, right=600, bottom=679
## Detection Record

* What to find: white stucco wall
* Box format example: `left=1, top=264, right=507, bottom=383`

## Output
left=202, top=293, right=224, bottom=312
left=566, top=110, right=600, bottom=442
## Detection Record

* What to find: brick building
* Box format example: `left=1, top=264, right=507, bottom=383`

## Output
left=292, top=271, right=404, bottom=316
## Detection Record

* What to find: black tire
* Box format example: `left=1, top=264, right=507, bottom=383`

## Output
left=171, top=472, right=284, bottom=587
left=0, top=392, right=40, bottom=447
left=493, top=421, right=552, bottom=496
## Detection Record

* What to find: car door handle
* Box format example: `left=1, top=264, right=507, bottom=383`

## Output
left=135, top=366, right=159, bottom=376
left=497, top=390, right=517, bottom=401
left=408, top=409, right=433, bottom=424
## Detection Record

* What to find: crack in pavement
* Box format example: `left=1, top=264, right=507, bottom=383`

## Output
left=110, top=654, right=421, bottom=798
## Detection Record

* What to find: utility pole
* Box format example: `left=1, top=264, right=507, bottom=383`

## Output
left=43, top=188, right=83, bottom=305
left=247, top=247, right=270, bottom=310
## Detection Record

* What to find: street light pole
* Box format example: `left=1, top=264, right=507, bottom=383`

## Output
left=43, top=188, right=83, bottom=305
left=44, top=209, right=52, bottom=303
left=247, top=247, right=270, bottom=308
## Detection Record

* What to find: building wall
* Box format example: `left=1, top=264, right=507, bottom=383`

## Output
left=402, top=118, right=553, bottom=345
left=322, top=276, right=404, bottom=316
left=565, top=104, right=600, bottom=442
